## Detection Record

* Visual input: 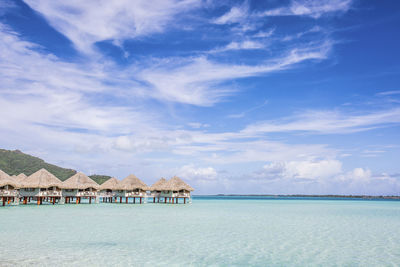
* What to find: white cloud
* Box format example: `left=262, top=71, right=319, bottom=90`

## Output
left=253, top=28, right=275, bottom=38
left=256, top=159, right=342, bottom=180
left=213, top=4, right=249, bottom=25
left=187, top=122, right=210, bottom=129
left=23, top=0, right=201, bottom=53
left=138, top=41, right=331, bottom=106
left=262, top=0, right=352, bottom=19
left=245, top=162, right=400, bottom=195
left=377, top=90, right=400, bottom=96
left=243, top=108, right=400, bottom=135
left=178, top=164, right=218, bottom=181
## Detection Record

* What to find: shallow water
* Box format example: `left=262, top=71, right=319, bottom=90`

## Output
left=0, top=196, right=399, bottom=266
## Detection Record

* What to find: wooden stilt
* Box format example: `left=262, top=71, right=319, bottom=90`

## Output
left=134, top=197, right=136, bottom=204
left=2, top=197, right=5, bottom=206
left=184, top=198, right=186, bottom=204
left=52, top=197, right=55, bottom=205
left=153, top=197, right=155, bottom=203
left=120, top=197, right=122, bottom=203
left=126, top=197, right=128, bottom=204
left=89, top=197, right=92, bottom=204
left=140, top=197, right=142, bottom=204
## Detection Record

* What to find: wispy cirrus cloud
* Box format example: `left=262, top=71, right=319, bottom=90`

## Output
left=23, top=0, right=201, bottom=54
left=209, top=40, right=266, bottom=53
left=261, top=0, right=353, bottom=19
left=376, top=90, right=400, bottom=96
left=242, top=108, right=400, bottom=135
left=138, top=41, right=332, bottom=106
left=213, top=2, right=249, bottom=25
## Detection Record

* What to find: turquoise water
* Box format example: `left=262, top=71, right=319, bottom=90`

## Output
left=0, top=196, right=399, bottom=266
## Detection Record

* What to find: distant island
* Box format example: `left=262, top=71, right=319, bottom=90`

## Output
left=0, top=149, right=111, bottom=184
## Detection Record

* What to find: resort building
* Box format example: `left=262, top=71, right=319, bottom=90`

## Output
left=19, top=168, right=63, bottom=205
left=149, top=178, right=167, bottom=203
left=62, top=172, right=100, bottom=204
left=99, top=177, right=119, bottom=203
left=115, top=174, right=148, bottom=204
left=159, top=176, right=194, bottom=204
left=0, top=169, right=20, bottom=206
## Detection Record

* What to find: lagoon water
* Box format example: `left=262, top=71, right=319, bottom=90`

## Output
left=0, top=196, right=399, bottom=266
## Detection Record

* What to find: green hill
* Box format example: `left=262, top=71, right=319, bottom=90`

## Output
left=87, top=175, right=111, bottom=185
left=0, top=149, right=111, bottom=184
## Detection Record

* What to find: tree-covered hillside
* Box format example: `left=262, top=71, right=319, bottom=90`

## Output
left=0, top=149, right=111, bottom=184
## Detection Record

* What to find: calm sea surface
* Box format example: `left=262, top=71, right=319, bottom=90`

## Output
left=0, top=196, right=399, bottom=266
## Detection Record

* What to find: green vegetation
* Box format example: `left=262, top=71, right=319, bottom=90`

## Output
left=88, top=175, right=112, bottom=185
left=0, top=149, right=111, bottom=184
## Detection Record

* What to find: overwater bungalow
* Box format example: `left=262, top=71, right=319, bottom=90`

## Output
left=62, top=172, right=99, bottom=204
left=19, top=168, right=63, bottom=205
left=115, top=174, right=148, bottom=204
left=159, top=176, right=194, bottom=204
left=99, top=177, right=119, bottom=203
left=149, top=178, right=167, bottom=203
left=0, top=169, right=20, bottom=206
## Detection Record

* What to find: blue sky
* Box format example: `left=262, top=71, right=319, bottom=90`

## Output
left=1, top=0, right=400, bottom=195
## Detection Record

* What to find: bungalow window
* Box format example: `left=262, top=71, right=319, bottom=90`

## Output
left=65, top=189, right=74, bottom=192
left=25, top=188, right=35, bottom=192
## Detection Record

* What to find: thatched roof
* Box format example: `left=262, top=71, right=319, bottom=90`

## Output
left=0, top=169, right=20, bottom=188
left=21, top=168, right=63, bottom=188
left=15, top=173, right=27, bottom=183
left=99, top=177, right=120, bottom=190
left=62, top=172, right=99, bottom=190
left=149, top=178, right=167, bottom=191
left=160, top=176, right=194, bottom=191
left=116, top=174, right=148, bottom=191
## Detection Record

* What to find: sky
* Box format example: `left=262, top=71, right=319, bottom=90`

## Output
left=1, top=0, right=400, bottom=195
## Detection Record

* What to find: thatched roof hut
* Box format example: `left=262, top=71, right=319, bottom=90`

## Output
left=0, top=169, right=19, bottom=188
left=99, top=177, right=120, bottom=190
left=149, top=178, right=167, bottom=191
left=14, top=173, right=27, bottom=183
left=117, top=174, right=148, bottom=191
left=62, top=172, right=99, bottom=190
left=161, top=176, right=194, bottom=191
left=21, top=168, right=63, bottom=189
